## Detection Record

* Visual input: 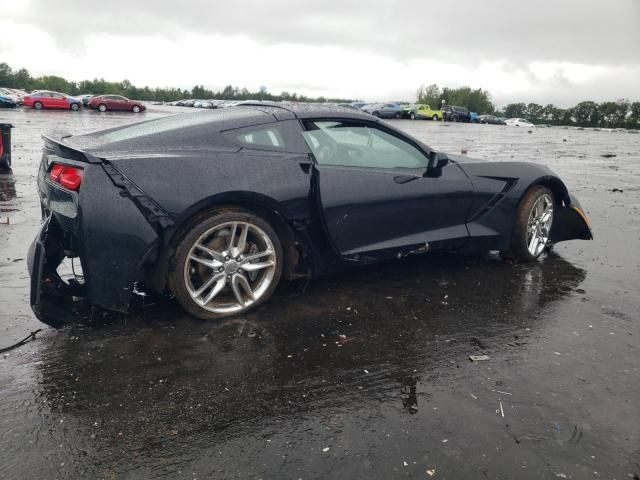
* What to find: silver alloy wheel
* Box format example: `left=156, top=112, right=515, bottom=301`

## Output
left=98, top=104, right=107, bottom=112
left=183, top=221, right=277, bottom=314
left=526, top=194, right=554, bottom=257
left=132, top=105, right=140, bottom=113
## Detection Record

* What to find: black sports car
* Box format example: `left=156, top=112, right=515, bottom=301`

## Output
left=27, top=104, right=592, bottom=325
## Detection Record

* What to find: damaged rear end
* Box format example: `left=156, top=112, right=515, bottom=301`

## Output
left=27, top=132, right=170, bottom=327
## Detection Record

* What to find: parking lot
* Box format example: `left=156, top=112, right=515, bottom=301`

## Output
left=1, top=107, right=639, bottom=479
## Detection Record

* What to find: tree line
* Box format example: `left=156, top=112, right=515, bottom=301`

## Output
left=2, top=63, right=638, bottom=129
left=417, top=83, right=640, bottom=129
left=0, top=62, right=354, bottom=104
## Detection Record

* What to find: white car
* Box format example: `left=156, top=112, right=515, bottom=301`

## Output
left=505, top=118, right=535, bottom=128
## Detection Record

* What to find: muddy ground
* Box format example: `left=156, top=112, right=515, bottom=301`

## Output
left=0, top=107, right=638, bottom=480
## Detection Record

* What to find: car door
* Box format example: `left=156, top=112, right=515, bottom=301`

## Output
left=105, top=96, right=123, bottom=110
left=50, top=93, right=66, bottom=109
left=302, top=120, right=473, bottom=257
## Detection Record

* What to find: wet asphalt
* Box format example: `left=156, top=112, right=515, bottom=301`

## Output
left=0, top=107, right=639, bottom=479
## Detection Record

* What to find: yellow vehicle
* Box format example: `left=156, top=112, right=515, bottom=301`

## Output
left=403, top=104, right=443, bottom=121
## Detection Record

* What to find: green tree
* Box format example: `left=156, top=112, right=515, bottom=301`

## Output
left=503, top=103, right=527, bottom=118
left=526, top=103, right=544, bottom=123
left=416, top=83, right=441, bottom=107
left=573, top=101, right=600, bottom=127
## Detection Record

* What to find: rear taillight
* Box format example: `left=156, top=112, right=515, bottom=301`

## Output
left=49, top=163, right=84, bottom=191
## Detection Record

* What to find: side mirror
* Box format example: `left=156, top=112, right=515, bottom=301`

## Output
left=425, top=151, right=449, bottom=177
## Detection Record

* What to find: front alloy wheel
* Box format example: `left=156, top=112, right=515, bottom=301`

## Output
left=507, top=186, right=555, bottom=262
left=170, top=210, right=282, bottom=319
left=526, top=193, right=554, bottom=257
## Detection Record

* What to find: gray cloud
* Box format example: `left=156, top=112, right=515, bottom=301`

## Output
left=15, top=0, right=640, bottom=65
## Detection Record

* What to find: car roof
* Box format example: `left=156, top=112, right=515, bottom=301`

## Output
left=239, top=103, right=379, bottom=122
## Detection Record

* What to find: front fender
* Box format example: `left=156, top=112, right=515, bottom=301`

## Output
left=550, top=194, right=593, bottom=242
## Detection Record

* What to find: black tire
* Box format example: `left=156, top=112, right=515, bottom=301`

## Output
left=168, top=208, right=283, bottom=320
left=432, top=114, right=439, bottom=121
left=34, top=101, right=43, bottom=110
left=71, top=103, right=79, bottom=111
left=507, top=186, right=555, bottom=262
left=98, top=103, right=107, bottom=112
left=0, top=157, right=9, bottom=171
left=409, top=112, right=416, bottom=120
left=372, top=111, right=380, bottom=117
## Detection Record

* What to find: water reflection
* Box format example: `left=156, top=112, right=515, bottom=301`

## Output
left=29, top=253, right=585, bottom=475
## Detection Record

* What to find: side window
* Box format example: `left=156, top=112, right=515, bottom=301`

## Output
left=302, top=121, right=427, bottom=169
left=234, top=126, right=286, bottom=149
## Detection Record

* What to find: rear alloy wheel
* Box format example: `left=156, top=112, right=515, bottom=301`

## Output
left=508, top=186, right=555, bottom=262
left=132, top=105, right=141, bottom=113
left=98, top=104, right=107, bottom=112
left=409, top=112, right=416, bottom=120
left=71, top=103, right=79, bottom=111
left=432, top=114, right=439, bottom=121
left=34, top=101, right=43, bottom=110
left=169, top=210, right=283, bottom=320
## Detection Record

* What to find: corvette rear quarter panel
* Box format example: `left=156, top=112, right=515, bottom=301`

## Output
left=112, top=150, right=313, bottom=224
left=78, top=164, right=159, bottom=311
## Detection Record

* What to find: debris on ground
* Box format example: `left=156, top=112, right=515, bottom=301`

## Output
left=611, top=188, right=624, bottom=192
left=496, top=400, right=505, bottom=418
left=426, top=468, right=436, bottom=476
left=469, top=355, right=491, bottom=362
left=600, top=153, right=617, bottom=158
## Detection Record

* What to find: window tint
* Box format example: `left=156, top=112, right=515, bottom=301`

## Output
left=235, top=126, right=285, bottom=148
left=302, top=121, right=427, bottom=169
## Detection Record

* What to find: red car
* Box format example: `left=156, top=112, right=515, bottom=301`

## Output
left=22, top=91, right=82, bottom=111
left=89, top=95, right=146, bottom=113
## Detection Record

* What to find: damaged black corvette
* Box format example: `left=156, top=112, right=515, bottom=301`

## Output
left=28, top=104, right=592, bottom=325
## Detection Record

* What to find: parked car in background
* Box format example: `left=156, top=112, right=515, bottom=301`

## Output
left=505, top=118, right=535, bottom=128
left=470, top=112, right=479, bottom=123
left=23, top=91, right=82, bottom=111
left=404, top=104, right=442, bottom=120
left=0, top=95, right=17, bottom=108
left=442, top=105, right=471, bottom=122
left=362, top=102, right=404, bottom=118
left=478, top=115, right=506, bottom=125
left=89, top=95, right=146, bottom=113
left=0, top=88, right=22, bottom=104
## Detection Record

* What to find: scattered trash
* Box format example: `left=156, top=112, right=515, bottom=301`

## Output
left=496, top=400, right=505, bottom=418
left=611, top=188, right=624, bottom=192
left=403, top=461, right=409, bottom=467
left=460, top=148, right=468, bottom=155
left=555, top=473, right=567, bottom=478
left=426, top=468, right=436, bottom=476
left=490, top=389, right=512, bottom=396
left=600, top=153, right=617, bottom=158
left=364, top=369, right=369, bottom=374
left=322, top=447, right=330, bottom=452
left=469, top=355, right=490, bottom=362
left=470, top=393, right=478, bottom=400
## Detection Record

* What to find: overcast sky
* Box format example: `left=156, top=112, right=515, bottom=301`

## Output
left=1, top=0, right=638, bottom=106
